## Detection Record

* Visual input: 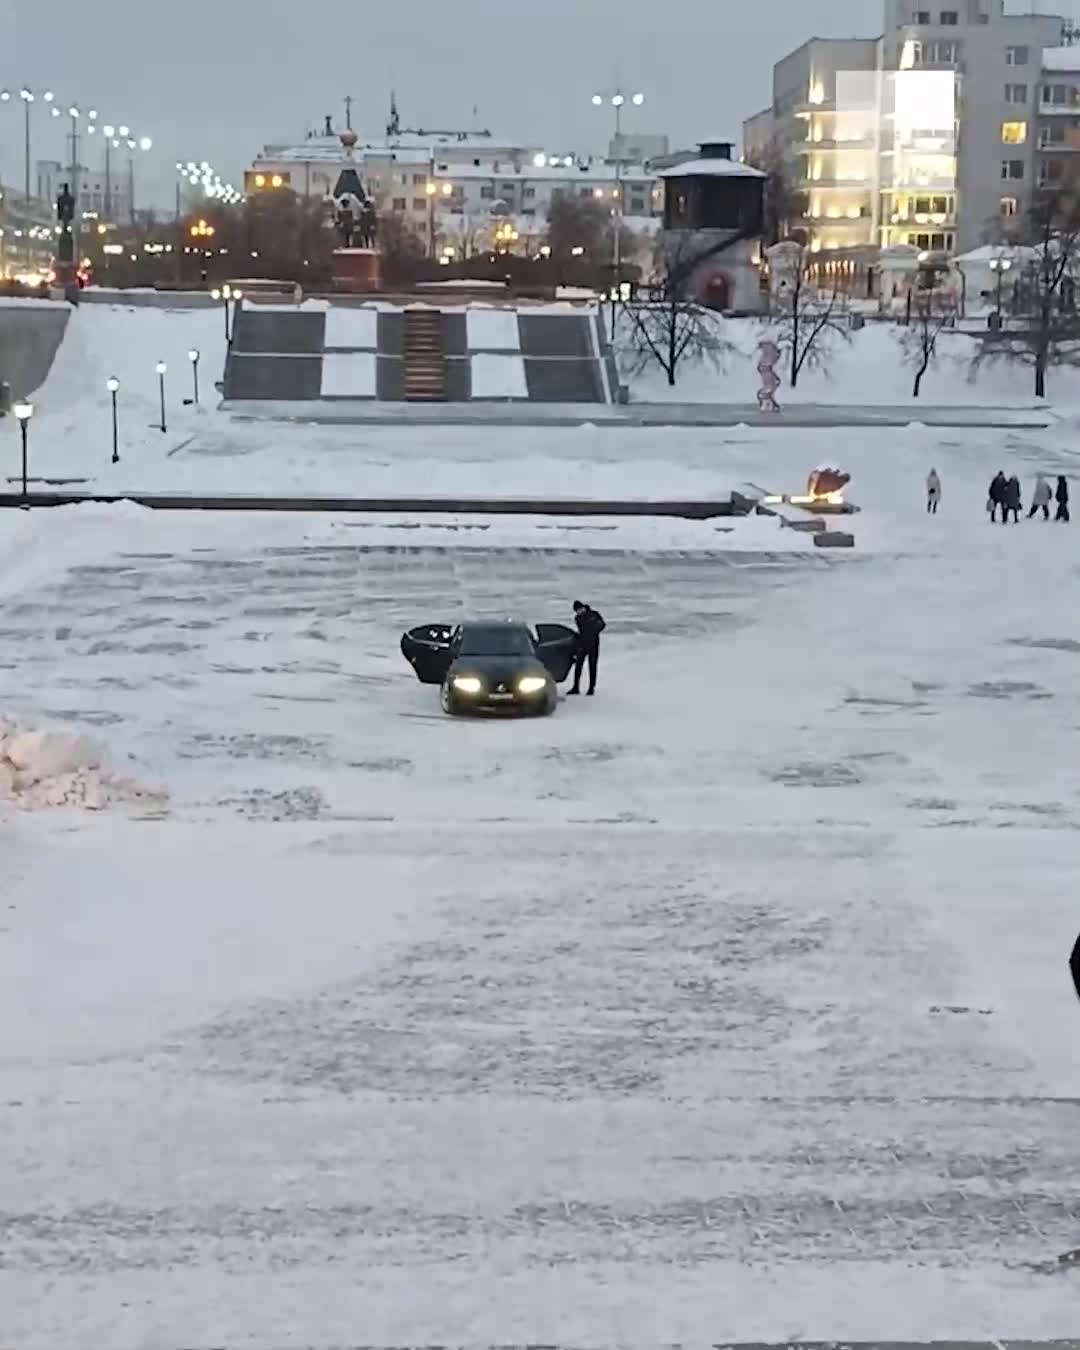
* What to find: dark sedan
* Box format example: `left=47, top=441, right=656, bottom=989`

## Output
left=400, top=620, right=578, bottom=716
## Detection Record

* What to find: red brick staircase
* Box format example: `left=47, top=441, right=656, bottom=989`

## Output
left=402, top=310, right=448, bottom=402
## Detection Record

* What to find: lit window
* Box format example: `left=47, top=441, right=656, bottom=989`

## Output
left=1001, top=121, right=1027, bottom=145
left=1000, top=196, right=1019, bottom=216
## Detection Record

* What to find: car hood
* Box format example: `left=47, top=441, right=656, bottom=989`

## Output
left=449, top=654, right=549, bottom=684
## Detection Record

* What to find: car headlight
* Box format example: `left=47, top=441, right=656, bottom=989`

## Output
left=517, top=676, right=548, bottom=695
left=452, top=675, right=483, bottom=695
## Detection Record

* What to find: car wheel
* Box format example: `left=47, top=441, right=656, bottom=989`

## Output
left=440, top=683, right=457, bottom=716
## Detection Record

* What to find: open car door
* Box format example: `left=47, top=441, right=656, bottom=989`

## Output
left=401, top=624, right=455, bottom=685
left=534, top=623, right=579, bottom=683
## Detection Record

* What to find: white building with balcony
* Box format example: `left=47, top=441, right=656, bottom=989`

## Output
left=744, top=0, right=1071, bottom=258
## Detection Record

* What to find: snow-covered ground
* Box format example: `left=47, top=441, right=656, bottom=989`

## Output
left=619, top=310, right=1080, bottom=409
left=2, top=404, right=1079, bottom=1345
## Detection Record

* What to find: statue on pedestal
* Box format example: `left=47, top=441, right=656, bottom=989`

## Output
left=56, top=184, right=76, bottom=267
left=324, top=124, right=382, bottom=292
left=327, top=126, right=377, bottom=249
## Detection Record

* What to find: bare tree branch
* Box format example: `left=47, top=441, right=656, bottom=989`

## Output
left=900, top=286, right=956, bottom=399
left=971, top=180, right=1080, bottom=399
left=618, top=235, right=737, bottom=388
left=769, top=245, right=851, bottom=388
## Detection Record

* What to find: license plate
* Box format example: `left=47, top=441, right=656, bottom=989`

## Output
left=488, top=693, right=515, bottom=702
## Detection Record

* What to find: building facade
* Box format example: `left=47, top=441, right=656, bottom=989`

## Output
left=744, top=0, right=1070, bottom=257
left=246, top=120, right=663, bottom=259
left=37, top=159, right=131, bottom=223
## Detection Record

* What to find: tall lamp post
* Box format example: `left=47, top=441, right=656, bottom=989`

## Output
left=989, top=255, right=1012, bottom=326
left=13, top=399, right=33, bottom=505
left=155, top=361, right=167, bottom=433
left=211, top=284, right=242, bottom=342
left=425, top=180, right=453, bottom=261
left=188, top=348, right=200, bottom=405
left=17, top=89, right=54, bottom=265
left=591, top=88, right=645, bottom=295
left=106, top=376, right=119, bottom=461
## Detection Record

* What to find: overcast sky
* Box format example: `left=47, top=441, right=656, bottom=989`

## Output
left=3, top=0, right=1079, bottom=209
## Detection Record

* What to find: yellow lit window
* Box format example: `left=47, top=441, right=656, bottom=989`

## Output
left=1001, top=121, right=1027, bottom=145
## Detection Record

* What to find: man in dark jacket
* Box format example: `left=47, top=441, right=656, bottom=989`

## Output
left=1003, top=475, right=1022, bottom=524
left=1056, top=475, right=1070, bottom=523
left=569, top=600, right=605, bottom=696
left=988, top=470, right=1007, bottom=522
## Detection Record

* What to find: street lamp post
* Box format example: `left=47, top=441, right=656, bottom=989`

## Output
left=106, top=376, right=119, bottom=461
left=155, top=361, right=167, bottom=433
left=211, top=284, right=242, bottom=342
left=188, top=348, right=200, bottom=405
left=989, top=256, right=1013, bottom=325
left=13, top=399, right=33, bottom=505
left=591, top=89, right=645, bottom=294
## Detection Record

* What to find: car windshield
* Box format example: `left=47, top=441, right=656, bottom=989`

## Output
left=457, top=626, right=533, bottom=657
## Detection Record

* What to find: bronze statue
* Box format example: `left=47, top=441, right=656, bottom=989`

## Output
left=56, top=184, right=76, bottom=266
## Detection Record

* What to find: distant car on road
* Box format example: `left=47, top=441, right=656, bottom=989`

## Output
left=401, top=620, right=578, bottom=717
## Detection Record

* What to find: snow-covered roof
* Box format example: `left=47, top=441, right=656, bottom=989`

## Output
left=659, top=158, right=767, bottom=180
left=1042, top=46, right=1080, bottom=73
left=954, top=244, right=1038, bottom=264
left=437, top=161, right=657, bottom=184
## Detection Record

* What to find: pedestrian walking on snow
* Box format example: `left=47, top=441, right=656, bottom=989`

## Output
left=1028, top=474, right=1053, bottom=521
left=988, top=470, right=1007, bottom=522
left=1072, top=932, right=1080, bottom=1005
left=1003, top=475, right=1022, bottom=524
left=926, top=468, right=941, bottom=515
left=568, top=600, right=605, bottom=697
left=1056, top=475, right=1071, bottom=523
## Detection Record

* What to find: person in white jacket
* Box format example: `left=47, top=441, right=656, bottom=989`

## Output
left=926, top=467, right=941, bottom=515
left=1029, top=473, right=1053, bottom=521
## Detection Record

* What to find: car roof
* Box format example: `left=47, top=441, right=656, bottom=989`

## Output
left=460, top=621, right=530, bottom=634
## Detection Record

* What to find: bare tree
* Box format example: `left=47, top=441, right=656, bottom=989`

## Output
left=621, top=238, right=733, bottom=387
left=902, top=285, right=956, bottom=398
left=972, top=181, right=1080, bottom=398
left=771, top=247, right=850, bottom=389
left=746, top=138, right=807, bottom=247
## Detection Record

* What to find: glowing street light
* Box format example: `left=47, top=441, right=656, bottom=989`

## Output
left=106, top=376, right=120, bottom=462
left=187, top=348, right=201, bottom=406
left=155, top=361, right=167, bottom=433
left=590, top=87, right=646, bottom=288
left=13, top=399, right=33, bottom=504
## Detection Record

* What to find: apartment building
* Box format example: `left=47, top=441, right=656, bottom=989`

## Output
left=1036, top=46, right=1080, bottom=194
left=744, top=0, right=1069, bottom=256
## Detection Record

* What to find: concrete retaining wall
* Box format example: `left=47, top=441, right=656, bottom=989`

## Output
left=224, top=303, right=615, bottom=407
left=0, top=303, right=71, bottom=399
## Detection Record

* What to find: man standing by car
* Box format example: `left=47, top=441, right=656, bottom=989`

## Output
left=569, top=600, right=605, bottom=697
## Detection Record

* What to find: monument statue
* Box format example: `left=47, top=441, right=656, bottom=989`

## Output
left=325, top=124, right=382, bottom=291
left=328, top=126, right=377, bottom=249
left=56, top=184, right=76, bottom=267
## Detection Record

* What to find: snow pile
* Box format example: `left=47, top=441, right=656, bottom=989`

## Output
left=0, top=717, right=165, bottom=810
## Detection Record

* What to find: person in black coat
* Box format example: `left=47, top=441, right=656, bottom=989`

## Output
left=1071, top=933, right=1080, bottom=1004
left=1003, top=474, right=1022, bottom=524
left=569, top=600, right=606, bottom=696
left=988, top=470, right=1007, bottom=522
left=1056, top=475, right=1070, bottom=523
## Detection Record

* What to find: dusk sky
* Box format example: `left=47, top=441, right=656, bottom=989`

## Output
left=3, top=0, right=1079, bottom=208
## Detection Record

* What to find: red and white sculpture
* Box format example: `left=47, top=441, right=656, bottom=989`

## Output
left=756, top=339, right=782, bottom=413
